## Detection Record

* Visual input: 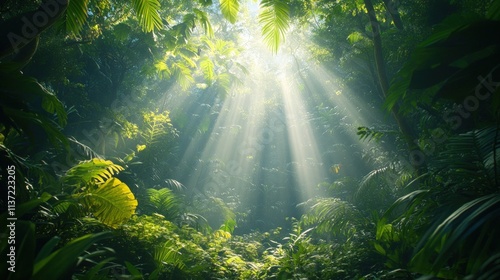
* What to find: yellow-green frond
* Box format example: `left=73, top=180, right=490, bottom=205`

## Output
left=220, top=0, right=240, bottom=24
left=258, top=0, right=290, bottom=53
left=131, top=0, right=163, bottom=32
left=63, top=158, right=124, bottom=187
left=200, top=57, right=215, bottom=82
left=65, top=0, right=89, bottom=35
left=80, top=178, right=138, bottom=228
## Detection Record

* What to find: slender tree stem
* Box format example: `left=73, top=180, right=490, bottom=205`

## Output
left=363, top=0, right=422, bottom=168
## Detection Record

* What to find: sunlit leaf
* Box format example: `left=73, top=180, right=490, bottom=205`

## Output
left=65, top=0, right=89, bottom=35
left=258, top=0, right=290, bottom=53
left=220, top=0, right=239, bottom=24
left=131, top=0, right=163, bottom=32
left=63, top=158, right=124, bottom=187
left=200, top=57, right=215, bottom=82
left=80, top=178, right=138, bottom=228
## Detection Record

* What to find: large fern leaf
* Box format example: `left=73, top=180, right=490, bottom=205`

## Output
left=132, top=0, right=163, bottom=32
left=220, top=0, right=240, bottom=24
left=63, top=158, right=124, bottom=187
left=80, top=178, right=138, bottom=228
left=154, top=240, right=186, bottom=270
left=146, top=188, right=181, bottom=218
left=302, top=197, right=363, bottom=235
left=258, top=0, right=290, bottom=53
left=433, top=126, right=500, bottom=191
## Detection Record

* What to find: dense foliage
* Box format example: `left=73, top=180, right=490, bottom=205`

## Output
left=1, top=0, right=500, bottom=279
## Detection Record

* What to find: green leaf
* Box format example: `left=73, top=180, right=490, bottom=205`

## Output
left=154, top=240, right=186, bottom=270
left=258, top=0, right=290, bottom=53
left=194, top=9, right=214, bottom=37
left=154, top=61, right=171, bottom=79
left=487, top=0, right=500, bottom=20
left=80, top=178, right=138, bottom=228
left=146, top=188, right=181, bottom=218
left=33, top=232, right=111, bottom=280
left=132, top=0, right=163, bottom=32
left=125, top=261, right=143, bottom=278
left=173, top=62, right=194, bottom=90
left=63, top=158, right=124, bottom=187
left=220, top=0, right=239, bottom=24
left=65, top=0, right=89, bottom=35
left=347, top=31, right=365, bottom=44
left=200, top=57, right=215, bottom=82
left=34, top=237, right=61, bottom=264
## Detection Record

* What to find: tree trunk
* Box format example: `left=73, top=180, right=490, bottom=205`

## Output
left=363, top=0, right=423, bottom=168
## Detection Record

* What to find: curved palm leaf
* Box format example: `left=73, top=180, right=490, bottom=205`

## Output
left=433, top=126, right=500, bottom=191
left=258, top=0, right=290, bottom=53
left=65, top=0, right=89, bottom=35
left=154, top=240, right=186, bottom=270
left=412, top=194, right=500, bottom=275
left=79, top=178, right=138, bottom=228
left=220, top=0, right=240, bottom=24
left=163, top=178, right=186, bottom=192
left=302, top=197, right=363, bottom=235
left=131, top=0, right=163, bottom=32
left=63, top=158, right=124, bottom=187
left=200, top=56, right=215, bottom=82
left=146, top=188, right=182, bottom=218
left=194, top=8, right=214, bottom=37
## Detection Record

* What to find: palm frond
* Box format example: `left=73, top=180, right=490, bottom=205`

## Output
left=63, top=158, right=124, bottom=187
left=200, top=57, right=215, bottom=82
left=220, top=0, right=240, bottom=24
left=194, top=8, right=214, bottom=37
left=302, top=197, right=363, bottom=235
left=68, top=136, right=101, bottom=159
left=433, top=125, right=500, bottom=192
left=78, top=178, right=138, bottom=228
left=258, top=0, right=290, bottom=53
left=412, top=193, right=500, bottom=275
left=172, top=62, right=195, bottom=90
left=65, top=0, right=89, bottom=35
left=146, top=188, right=182, bottom=218
left=163, top=179, right=186, bottom=192
left=356, top=166, right=396, bottom=200
left=154, top=240, right=186, bottom=270
left=131, top=0, right=163, bottom=32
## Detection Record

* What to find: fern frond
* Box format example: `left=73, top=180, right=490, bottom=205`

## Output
left=357, top=126, right=385, bottom=142
left=220, top=0, right=240, bottom=24
left=258, top=0, right=290, bottom=53
left=433, top=126, right=500, bottom=191
left=68, top=137, right=101, bottom=159
left=163, top=179, right=186, bottom=192
left=147, top=188, right=181, bottom=218
left=302, top=197, right=363, bottom=235
left=79, top=178, right=138, bottom=228
left=172, top=62, right=194, bottom=90
left=412, top=194, right=500, bottom=275
left=356, top=166, right=396, bottom=199
left=65, top=0, right=89, bottom=35
left=194, top=8, right=214, bottom=37
left=131, top=0, right=163, bottom=32
left=154, top=240, right=186, bottom=270
left=200, top=57, right=215, bottom=82
left=63, top=158, right=124, bottom=187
